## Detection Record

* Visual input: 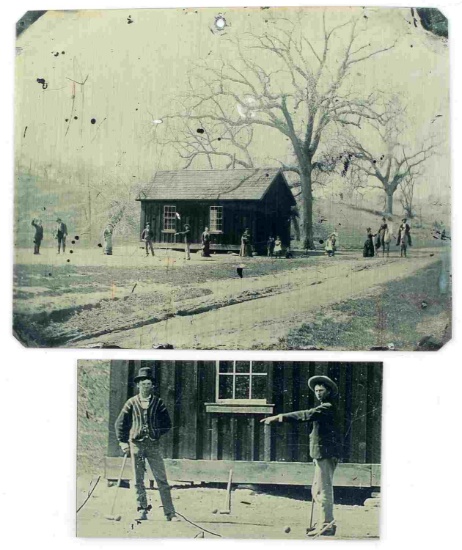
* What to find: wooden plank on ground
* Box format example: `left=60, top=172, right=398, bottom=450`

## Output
left=104, top=458, right=377, bottom=487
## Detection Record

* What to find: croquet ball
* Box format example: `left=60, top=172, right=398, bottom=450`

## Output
left=212, top=509, right=218, bottom=514
left=115, top=516, right=122, bottom=522
left=284, top=526, right=291, bottom=533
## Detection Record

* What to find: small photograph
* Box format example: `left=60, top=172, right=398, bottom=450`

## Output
left=14, top=7, right=450, bottom=350
left=77, top=360, right=382, bottom=539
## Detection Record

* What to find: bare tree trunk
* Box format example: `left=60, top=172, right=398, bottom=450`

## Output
left=385, top=191, right=394, bottom=215
left=300, top=171, right=314, bottom=249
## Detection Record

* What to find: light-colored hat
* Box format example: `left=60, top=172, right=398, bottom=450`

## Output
left=308, top=375, right=338, bottom=397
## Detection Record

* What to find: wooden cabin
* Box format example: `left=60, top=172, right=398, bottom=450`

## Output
left=106, top=361, right=382, bottom=488
left=136, top=169, right=296, bottom=254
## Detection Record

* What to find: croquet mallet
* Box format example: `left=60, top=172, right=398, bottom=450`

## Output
left=105, top=452, right=129, bottom=521
left=219, top=469, right=233, bottom=515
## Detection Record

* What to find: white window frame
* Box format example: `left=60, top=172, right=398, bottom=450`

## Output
left=210, top=206, right=223, bottom=233
left=163, top=205, right=177, bottom=232
left=215, top=360, right=267, bottom=404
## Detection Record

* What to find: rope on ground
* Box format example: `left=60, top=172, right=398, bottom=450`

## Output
left=175, top=511, right=222, bottom=537
left=77, top=475, right=101, bottom=514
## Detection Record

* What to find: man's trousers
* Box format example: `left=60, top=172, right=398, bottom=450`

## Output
left=130, top=439, right=175, bottom=517
left=57, top=234, right=66, bottom=252
left=145, top=240, right=155, bottom=256
left=311, top=458, right=338, bottom=525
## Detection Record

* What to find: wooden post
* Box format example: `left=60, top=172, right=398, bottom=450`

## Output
left=249, top=417, right=256, bottom=461
left=230, top=417, right=238, bottom=460
left=264, top=423, right=272, bottom=462
left=211, top=416, right=219, bottom=460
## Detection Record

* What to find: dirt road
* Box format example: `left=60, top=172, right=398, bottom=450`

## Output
left=75, top=249, right=445, bottom=349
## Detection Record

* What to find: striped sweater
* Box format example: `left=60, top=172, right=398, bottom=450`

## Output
left=115, top=394, right=172, bottom=443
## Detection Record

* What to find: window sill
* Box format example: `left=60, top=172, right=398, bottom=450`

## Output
left=205, top=403, right=274, bottom=414
left=161, top=230, right=176, bottom=234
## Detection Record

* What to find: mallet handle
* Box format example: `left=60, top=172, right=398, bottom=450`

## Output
left=109, top=452, right=128, bottom=517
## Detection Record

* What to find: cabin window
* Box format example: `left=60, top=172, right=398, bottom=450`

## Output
left=210, top=206, right=223, bottom=232
left=216, top=361, right=267, bottom=403
left=163, top=205, right=177, bottom=231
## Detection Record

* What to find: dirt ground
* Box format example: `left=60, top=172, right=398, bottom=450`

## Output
left=76, top=478, right=380, bottom=540
left=14, top=244, right=451, bottom=349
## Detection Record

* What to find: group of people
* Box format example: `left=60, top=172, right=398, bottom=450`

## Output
left=324, top=232, right=338, bottom=257
left=30, top=217, right=68, bottom=255
left=266, top=235, right=283, bottom=258
left=363, top=217, right=412, bottom=258
left=116, top=365, right=340, bottom=537
left=140, top=222, right=282, bottom=260
left=139, top=222, right=214, bottom=260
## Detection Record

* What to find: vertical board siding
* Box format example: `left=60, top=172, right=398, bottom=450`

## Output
left=109, top=361, right=382, bottom=465
left=107, top=360, right=130, bottom=457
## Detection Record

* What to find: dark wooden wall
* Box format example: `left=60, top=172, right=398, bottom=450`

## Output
left=258, top=173, right=295, bottom=248
left=107, top=361, right=382, bottom=466
left=137, top=175, right=295, bottom=253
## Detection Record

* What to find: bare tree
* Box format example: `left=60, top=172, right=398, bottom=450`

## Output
left=154, top=101, right=256, bottom=169
left=399, top=172, right=417, bottom=218
left=343, top=99, right=436, bottom=214
left=156, top=11, right=397, bottom=248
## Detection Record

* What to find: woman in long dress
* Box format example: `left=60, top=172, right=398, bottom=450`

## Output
left=378, top=217, right=392, bottom=257
left=103, top=223, right=114, bottom=255
left=201, top=227, right=211, bottom=257
left=274, top=236, right=283, bottom=258
left=363, top=228, right=375, bottom=258
left=240, top=228, right=252, bottom=257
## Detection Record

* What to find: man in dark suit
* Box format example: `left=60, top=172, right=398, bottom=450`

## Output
left=175, top=223, right=191, bottom=260
left=141, top=222, right=155, bottom=257
left=262, top=375, right=340, bottom=537
left=31, top=218, right=43, bottom=254
left=115, top=366, right=179, bottom=522
left=55, top=218, right=68, bottom=254
left=397, top=218, right=412, bottom=247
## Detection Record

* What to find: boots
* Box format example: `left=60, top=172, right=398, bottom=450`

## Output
left=135, top=507, right=148, bottom=521
left=307, top=522, right=336, bottom=537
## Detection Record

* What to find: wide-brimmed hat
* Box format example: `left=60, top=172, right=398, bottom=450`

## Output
left=134, top=366, right=154, bottom=383
left=308, top=375, right=338, bottom=397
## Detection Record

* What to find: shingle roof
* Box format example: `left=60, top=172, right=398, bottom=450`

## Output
left=137, top=168, right=284, bottom=201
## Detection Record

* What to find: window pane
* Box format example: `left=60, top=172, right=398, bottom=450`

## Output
left=251, top=376, right=267, bottom=400
left=210, top=206, right=223, bottom=231
left=218, top=375, right=233, bottom=399
left=219, top=361, right=233, bottom=373
left=235, top=361, right=250, bottom=373
left=235, top=376, right=250, bottom=399
left=163, top=206, right=176, bottom=230
left=252, top=361, right=267, bottom=373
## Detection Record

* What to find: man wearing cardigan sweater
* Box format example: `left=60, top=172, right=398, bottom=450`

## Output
left=262, top=375, right=340, bottom=537
left=115, top=366, right=178, bottom=522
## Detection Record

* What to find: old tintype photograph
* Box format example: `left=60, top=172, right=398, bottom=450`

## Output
left=77, top=360, right=382, bottom=539
left=14, top=8, right=450, bottom=350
